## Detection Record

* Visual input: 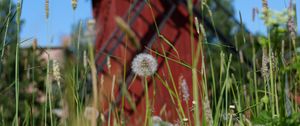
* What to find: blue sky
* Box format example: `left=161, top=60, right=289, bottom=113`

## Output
left=234, top=0, right=300, bottom=35
left=15, top=0, right=93, bottom=47
left=16, top=0, right=300, bottom=47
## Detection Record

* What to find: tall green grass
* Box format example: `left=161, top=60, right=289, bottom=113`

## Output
left=0, top=0, right=299, bottom=126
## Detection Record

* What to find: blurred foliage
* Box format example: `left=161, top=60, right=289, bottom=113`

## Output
left=200, top=0, right=300, bottom=125
left=0, top=0, right=60, bottom=125
left=252, top=111, right=300, bottom=125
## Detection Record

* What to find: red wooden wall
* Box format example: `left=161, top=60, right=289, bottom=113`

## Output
left=92, top=0, right=202, bottom=125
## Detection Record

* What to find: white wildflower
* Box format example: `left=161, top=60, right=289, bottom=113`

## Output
left=131, top=53, right=158, bottom=77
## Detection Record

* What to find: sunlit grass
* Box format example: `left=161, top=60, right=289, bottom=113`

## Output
left=0, top=0, right=299, bottom=126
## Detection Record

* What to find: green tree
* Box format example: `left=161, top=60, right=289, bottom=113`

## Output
left=0, top=0, right=49, bottom=125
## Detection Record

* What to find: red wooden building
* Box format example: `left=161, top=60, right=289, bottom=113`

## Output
left=92, top=0, right=204, bottom=125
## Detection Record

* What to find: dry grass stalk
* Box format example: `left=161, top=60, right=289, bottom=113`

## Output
left=45, top=0, right=49, bottom=19
left=71, top=0, right=77, bottom=10
left=288, top=0, right=296, bottom=42
left=261, top=0, right=269, bottom=17
left=204, top=96, right=213, bottom=126
left=261, top=48, right=269, bottom=80
left=88, top=46, right=98, bottom=126
left=115, top=16, right=141, bottom=50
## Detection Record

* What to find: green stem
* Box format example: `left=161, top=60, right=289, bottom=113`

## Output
left=144, top=77, right=151, bottom=126
left=14, top=1, right=22, bottom=125
left=252, top=40, right=259, bottom=115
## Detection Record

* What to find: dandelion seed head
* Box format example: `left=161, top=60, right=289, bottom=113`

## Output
left=131, top=53, right=157, bottom=77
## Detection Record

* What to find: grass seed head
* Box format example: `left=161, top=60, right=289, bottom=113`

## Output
left=32, top=39, right=37, bottom=50
left=45, top=0, right=49, bottom=19
left=288, top=0, right=296, bottom=40
left=53, top=60, right=61, bottom=86
left=203, top=97, right=213, bottom=126
left=262, top=0, right=269, bottom=17
left=261, top=48, right=269, bottom=80
left=71, top=0, right=77, bottom=10
left=179, top=75, right=190, bottom=102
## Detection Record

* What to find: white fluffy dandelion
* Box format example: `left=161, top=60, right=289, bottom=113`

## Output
left=131, top=53, right=158, bottom=77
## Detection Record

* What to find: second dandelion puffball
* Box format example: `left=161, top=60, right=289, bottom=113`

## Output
left=131, top=53, right=158, bottom=77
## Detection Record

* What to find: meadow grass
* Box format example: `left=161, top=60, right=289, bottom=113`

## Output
left=0, top=0, right=299, bottom=126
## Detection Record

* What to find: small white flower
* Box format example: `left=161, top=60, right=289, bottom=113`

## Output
left=131, top=53, right=158, bottom=77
